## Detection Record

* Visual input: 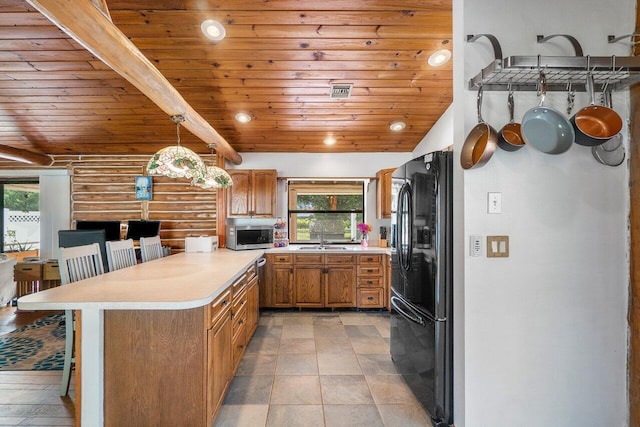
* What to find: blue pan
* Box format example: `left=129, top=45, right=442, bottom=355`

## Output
left=521, top=72, right=575, bottom=154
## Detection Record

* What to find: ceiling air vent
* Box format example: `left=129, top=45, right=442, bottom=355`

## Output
left=330, top=83, right=353, bottom=99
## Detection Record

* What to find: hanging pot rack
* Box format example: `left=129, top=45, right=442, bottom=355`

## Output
left=467, top=34, right=640, bottom=92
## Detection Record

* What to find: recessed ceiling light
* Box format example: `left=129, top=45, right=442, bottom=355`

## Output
left=324, top=136, right=337, bottom=145
left=201, top=19, right=226, bottom=41
left=428, top=49, right=452, bottom=66
left=235, top=112, right=252, bottom=123
left=390, top=121, right=406, bottom=132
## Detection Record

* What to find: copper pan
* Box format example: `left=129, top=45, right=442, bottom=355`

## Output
left=461, top=85, right=498, bottom=169
left=497, top=87, right=525, bottom=151
left=571, top=73, right=622, bottom=146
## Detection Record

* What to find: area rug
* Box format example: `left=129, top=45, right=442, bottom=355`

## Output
left=0, top=313, right=65, bottom=371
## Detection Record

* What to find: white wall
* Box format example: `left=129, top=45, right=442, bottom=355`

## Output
left=412, top=104, right=454, bottom=158
left=458, top=0, right=633, bottom=425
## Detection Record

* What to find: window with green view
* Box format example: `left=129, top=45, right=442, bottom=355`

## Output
left=288, top=180, right=365, bottom=244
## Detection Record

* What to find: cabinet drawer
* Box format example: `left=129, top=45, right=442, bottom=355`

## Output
left=357, top=265, right=383, bottom=276
left=232, top=304, right=247, bottom=337
left=325, top=254, right=355, bottom=265
left=272, top=254, right=292, bottom=264
left=232, top=321, right=246, bottom=370
left=209, top=289, right=232, bottom=328
left=357, top=276, right=383, bottom=287
left=295, top=254, right=323, bottom=265
left=14, top=263, right=41, bottom=281
left=245, top=263, right=257, bottom=281
left=42, top=262, right=60, bottom=280
left=357, top=288, right=384, bottom=308
left=358, top=254, right=382, bottom=265
left=232, top=273, right=247, bottom=295
left=233, top=287, right=247, bottom=312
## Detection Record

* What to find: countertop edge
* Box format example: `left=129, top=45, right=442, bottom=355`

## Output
left=17, top=249, right=264, bottom=311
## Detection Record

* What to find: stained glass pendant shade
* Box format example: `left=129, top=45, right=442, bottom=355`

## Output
left=192, top=144, right=233, bottom=189
left=146, top=115, right=206, bottom=179
left=192, top=165, right=233, bottom=189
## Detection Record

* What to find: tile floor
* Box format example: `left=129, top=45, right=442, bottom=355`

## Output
left=214, top=310, right=432, bottom=427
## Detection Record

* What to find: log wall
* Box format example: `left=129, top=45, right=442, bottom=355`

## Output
left=67, top=155, right=219, bottom=251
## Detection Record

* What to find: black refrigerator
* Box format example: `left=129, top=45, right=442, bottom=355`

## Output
left=390, top=150, right=452, bottom=427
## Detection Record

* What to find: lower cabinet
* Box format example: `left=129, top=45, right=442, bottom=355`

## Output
left=264, top=254, right=294, bottom=307
left=295, top=254, right=357, bottom=308
left=294, top=264, right=324, bottom=307
left=207, top=301, right=232, bottom=425
left=263, top=252, right=388, bottom=309
left=356, top=254, right=386, bottom=308
left=103, top=260, right=260, bottom=427
left=325, top=265, right=357, bottom=307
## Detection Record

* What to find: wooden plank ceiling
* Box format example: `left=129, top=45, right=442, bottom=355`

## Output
left=0, top=0, right=452, bottom=158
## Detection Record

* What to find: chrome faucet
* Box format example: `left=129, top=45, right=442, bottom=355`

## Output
left=317, top=221, right=327, bottom=247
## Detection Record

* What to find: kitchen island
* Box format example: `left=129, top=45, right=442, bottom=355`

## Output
left=18, top=249, right=264, bottom=427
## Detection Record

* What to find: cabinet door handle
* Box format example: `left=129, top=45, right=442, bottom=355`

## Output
left=367, top=296, right=374, bottom=300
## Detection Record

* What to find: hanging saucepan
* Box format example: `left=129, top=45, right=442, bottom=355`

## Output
left=497, top=83, right=525, bottom=151
left=461, top=85, right=498, bottom=169
left=521, top=72, right=575, bottom=154
left=571, top=73, right=623, bottom=146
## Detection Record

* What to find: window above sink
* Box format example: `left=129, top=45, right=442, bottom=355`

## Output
left=287, top=180, right=365, bottom=245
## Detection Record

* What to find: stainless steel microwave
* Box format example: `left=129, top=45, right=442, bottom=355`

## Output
left=226, top=223, right=273, bottom=250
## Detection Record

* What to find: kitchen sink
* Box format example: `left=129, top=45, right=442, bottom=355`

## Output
left=297, top=245, right=349, bottom=250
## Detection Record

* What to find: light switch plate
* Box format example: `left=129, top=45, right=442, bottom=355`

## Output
left=486, top=235, right=509, bottom=257
left=488, top=192, right=502, bottom=214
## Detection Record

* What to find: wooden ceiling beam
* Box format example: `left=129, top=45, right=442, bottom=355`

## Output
left=26, top=0, right=243, bottom=165
left=0, top=144, right=53, bottom=166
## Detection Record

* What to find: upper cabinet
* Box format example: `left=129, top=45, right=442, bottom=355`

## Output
left=227, top=169, right=277, bottom=218
left=376, top=168, right=395, bottom=219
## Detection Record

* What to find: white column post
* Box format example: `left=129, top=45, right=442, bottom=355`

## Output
left=80, top=309, right=104, bottom=426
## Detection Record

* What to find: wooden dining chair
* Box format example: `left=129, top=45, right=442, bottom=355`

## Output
left=106, top=239, right=137, bottom=272
left=57, top=242, right=105, bottom=396
left=139, top=235, right=164, bottom=262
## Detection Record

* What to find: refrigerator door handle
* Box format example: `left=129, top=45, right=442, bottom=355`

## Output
left=395, top=185, right=406, bottom=275
left=406, top=184, right=414, bottom=271
left=391, top=295, right=425, bottom=327
left=397, top=183, right=413, bottom=273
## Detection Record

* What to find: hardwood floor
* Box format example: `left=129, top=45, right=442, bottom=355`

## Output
left=0, top=305, right=75, bottom=426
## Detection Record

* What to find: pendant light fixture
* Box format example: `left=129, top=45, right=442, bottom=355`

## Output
left=146, top=115, right=207, bottom=180
left=192, top=144, right=234, bottom=189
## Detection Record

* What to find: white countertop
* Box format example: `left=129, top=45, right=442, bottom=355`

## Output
left=18, top=249, right=264, bottom=311
left=267, top=244, right=391, bottom=254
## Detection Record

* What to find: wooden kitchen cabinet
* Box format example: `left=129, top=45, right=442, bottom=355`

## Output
left=265, top=254, right=294, bottom=307
left=325, top=264, right=357, bottom=307
left=293, top=253, right=356, bottom=308
left=356, top=254, right=386, bottom=308
left=294, top=255, right=324, bottom=307
left=376, top=168, right=395, bottom=219
left=264, top=252, right=388, bottom=309
left=207, top=293, right=232, bottom=425
left=103, top=260, right=259, bottom=427
left=227, top=169, right=277, bottom=218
